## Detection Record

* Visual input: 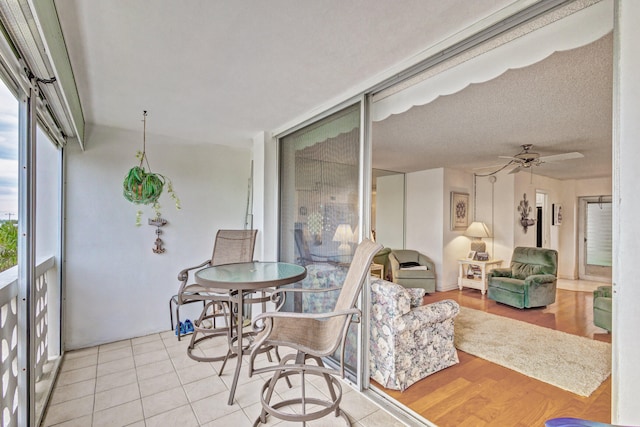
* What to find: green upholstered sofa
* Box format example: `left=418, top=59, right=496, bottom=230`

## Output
left=487, top=246, right=558, bottom=308
left=388, top=249, right=436, bottom=293
left=593, top=285, right=612, bottom=332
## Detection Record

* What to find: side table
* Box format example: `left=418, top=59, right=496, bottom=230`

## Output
left=370, top=263, right=384, bottom=279
left=457, top=259, right=503, bottom=295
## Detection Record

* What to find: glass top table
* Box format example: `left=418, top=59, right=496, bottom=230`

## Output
left=195, top=261, right=306, bottom=290
left=194, top=261, right=307, bottom=405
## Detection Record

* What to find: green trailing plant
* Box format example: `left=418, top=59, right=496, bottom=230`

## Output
left=123, top=112, right=180, bottom=225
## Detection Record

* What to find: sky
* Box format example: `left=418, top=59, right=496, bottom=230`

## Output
left=0, top=79, right=18, bottom=220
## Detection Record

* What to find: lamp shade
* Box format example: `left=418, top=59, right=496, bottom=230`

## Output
left=333, top=224, right=353, bottom=243
left=464, top=221, right=491, bottom=238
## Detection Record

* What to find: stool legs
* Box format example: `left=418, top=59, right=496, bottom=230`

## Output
left=253, top=351, right=350, bottom=426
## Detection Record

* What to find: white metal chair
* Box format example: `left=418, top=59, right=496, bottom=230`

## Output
left=248, top=238, right=382, bottom=426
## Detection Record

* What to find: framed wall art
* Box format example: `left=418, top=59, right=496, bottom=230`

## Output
left=552, top=203, right=563, bottom=225
left=450, top=192, right=469, bottom=231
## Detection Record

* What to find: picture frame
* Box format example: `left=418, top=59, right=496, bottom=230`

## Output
left=466, top=250, right=476, bottom=260
left=450, top=192, right=470, bottom=231
left=552, top=203, right=563, bottom=226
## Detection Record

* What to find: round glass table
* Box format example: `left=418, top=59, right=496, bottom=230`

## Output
left=195, top=261, right=306, bottom=405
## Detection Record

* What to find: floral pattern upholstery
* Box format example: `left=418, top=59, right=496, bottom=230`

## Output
left=370, top=278, right=459, bottom=391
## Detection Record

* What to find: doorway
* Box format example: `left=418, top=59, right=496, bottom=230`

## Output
left=578, top=196, right=612, bottom=281
left=536, top=191, right=549, bottom=248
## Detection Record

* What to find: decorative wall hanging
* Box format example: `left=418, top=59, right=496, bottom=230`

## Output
left=451, top=192, right=469, bottom=231
left=123, top=111, right=180, bottom=226
left=552, top=203, right=563, bottom=226
left=518, top=193, right=535, bottom=233
left=149, top=216, right=167, bottom=254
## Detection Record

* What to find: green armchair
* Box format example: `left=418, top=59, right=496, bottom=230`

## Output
left=487, top=247, right=558, bottom=308
left=388, top=249, right=436, bottom=293
left=593, top=285, right=612, bottom=332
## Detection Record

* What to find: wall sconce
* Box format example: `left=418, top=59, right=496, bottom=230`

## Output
left=518, top=193, right=535, bottom=233
left=464, top=221, right=491, bottom=252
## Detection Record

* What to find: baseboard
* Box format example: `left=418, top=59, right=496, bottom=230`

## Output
left=438, top=283, right=459, bottom=292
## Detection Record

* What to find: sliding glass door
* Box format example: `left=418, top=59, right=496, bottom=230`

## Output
left=579, top=196, right=612, bottom=280
left=279, top=102, right=364, bottom=379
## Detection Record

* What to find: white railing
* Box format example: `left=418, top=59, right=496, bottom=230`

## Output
left=0, top=256, right=56, bottom=427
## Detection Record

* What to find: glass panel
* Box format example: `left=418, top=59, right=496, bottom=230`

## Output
left=279, top=103, right=361, bottom=373
left=0, top=79, right=18, bottom=271
left=586, top=201, right=612, bottom=267
left=0, top=74, right=19, bottom=427
left=34, top=127, right=62, bottom=419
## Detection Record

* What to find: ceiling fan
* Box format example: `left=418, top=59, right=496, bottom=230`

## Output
left=478, top=144, right=584, bottom=175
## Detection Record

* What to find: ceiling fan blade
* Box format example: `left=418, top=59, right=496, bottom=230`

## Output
left=508, top=166, right=523, bottom=174
left=538, top=152, right=584, bottom=163
left=498, top=155, right=519, bottom=160
left=473, top=162, right=519, bottom=175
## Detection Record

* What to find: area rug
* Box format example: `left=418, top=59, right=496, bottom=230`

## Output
left=454, top=307, right=611, bottom=397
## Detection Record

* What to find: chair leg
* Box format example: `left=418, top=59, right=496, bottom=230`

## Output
left=253, top=352, right=349, bottom=426
left=169, top=296, right=175, bottom=331
left=188, top=300, right=236, bottom=363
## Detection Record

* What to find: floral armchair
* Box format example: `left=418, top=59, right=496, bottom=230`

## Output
left=370, top=278, right=459, bottom=391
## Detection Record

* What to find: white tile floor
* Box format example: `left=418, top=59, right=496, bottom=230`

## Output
left=42, top=331, right=406, bottom=427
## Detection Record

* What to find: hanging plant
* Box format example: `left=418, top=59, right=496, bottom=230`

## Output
left=123, top=111, right=180, bottom=225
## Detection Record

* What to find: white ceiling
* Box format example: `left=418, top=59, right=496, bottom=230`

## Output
left=53, top=0, right=612, bottom=181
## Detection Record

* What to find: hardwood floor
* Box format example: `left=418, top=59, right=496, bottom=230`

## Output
left=372, top=287, right=612, bottom=427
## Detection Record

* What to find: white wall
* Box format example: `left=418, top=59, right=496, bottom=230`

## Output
left=405, top=168, right=444, bottom=289
left=443, top=169, right=473, bottom=289
left=475, top=173, right=515, bottom=266
left=613, top=0, right=640, bottom=422
left=404, top=169, right=610, bottom=284
left=375, top=174, right=405, bottom=249
left=64, top=124, right=251, bottom=349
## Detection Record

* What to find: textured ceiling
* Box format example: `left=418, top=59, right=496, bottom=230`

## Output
left=372, top=33, right=613, bottom=180
left=53, top=0, right=514, bottom=148
left=53, top=1, right=612, bottom=181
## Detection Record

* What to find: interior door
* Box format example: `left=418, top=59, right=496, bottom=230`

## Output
left=579, top=196, right=612, bottom=280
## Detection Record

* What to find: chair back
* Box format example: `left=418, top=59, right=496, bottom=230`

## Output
left=510, top=246, right=558, bottom=279
left=211, top=229, right=257, bottom=266
left=333, top=239, right=383, bottom=312
left=294, top=227, right=312, bottom=266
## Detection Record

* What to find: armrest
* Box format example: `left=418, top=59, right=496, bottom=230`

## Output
left=524, top=274, right=556, bottom=285
left=417, top=253, right=435, bottom=270
left=488, top=268, right=512, bottom=278
left=388, top=253, right=400, bottom=277
left=177, top=259, right=211, bottom=281
left=370, top=279, right=412, bottom=317
left=269, top=286, right=342, bottom=311
left=399, top=299, right=459, bottom=327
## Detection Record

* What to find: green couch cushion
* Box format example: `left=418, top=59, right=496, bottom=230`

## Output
left=396, top=268, right=435, bottom=280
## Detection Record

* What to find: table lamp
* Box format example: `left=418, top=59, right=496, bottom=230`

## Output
left=464, top=221, right=491, bottom=252
left=333, top=224, right=354, bottom=257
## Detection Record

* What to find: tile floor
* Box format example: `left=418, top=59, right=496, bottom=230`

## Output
left=42, top=330, right=407, bottom=427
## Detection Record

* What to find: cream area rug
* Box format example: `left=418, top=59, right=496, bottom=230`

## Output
left=454, top=307, right=611, bottom=397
